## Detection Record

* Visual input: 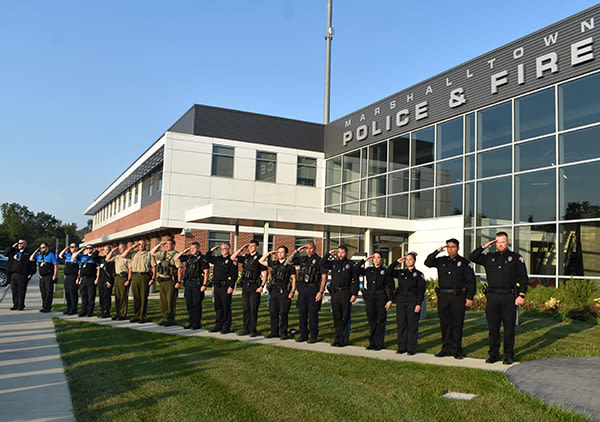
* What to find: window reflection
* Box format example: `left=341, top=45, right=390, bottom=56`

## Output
left=559, top=71, right=600, bottom=130
left=560, top=162, right=600, bottom=220
left=477, top=176, right=511, bottom=226
left=436, top=184, right=463, bottom=217
left=437, top=117, right=463, bottom=160
left=516, top=169, right=556, bottom=223
left=515, top=88, right=555, bottom=141
left=515, top=224, right=556, bottom=275
left=411, top=126, right=434, bottom=165
left=477, top=101, right=512, bottom=150
left=560, top=221, right=600, bottom=276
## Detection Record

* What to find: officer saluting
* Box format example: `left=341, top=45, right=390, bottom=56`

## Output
left=259, top=246, right=297, bottom=340
left=425, top=238, right=475, bottom=359
left=207, top=242, right=238, bottom=334
left=231, top=239, right=267, bottom=337
left=59, top=243, right=81, bottom=315
left=322, top=245, right=359, bottom=348
left=105, top=242, right=132, bottom=320
left=286, top=241, right=325, bottom=343
left=175, top=242, right=209, bottom=330
left=5, top=240, right=36, bottom=311
left=121, top=240, right=157, bottom=323
left=95, top=245, right=114, bottom=318
left=73, top=245, right=99, bottom=317
left=469, top=232, right=528, bottom=365
left=151, top=239, right=182, bottom=326
left=29, top=242, right=59, bottom=313
left=355, top=252, right=394, bottom=351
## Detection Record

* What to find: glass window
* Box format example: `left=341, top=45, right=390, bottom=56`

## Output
left=515, top=88, right=555, bottom=141
left=516, top=136, right=555, bottom=172
left=411, top=126, right=434, bottom=165
left=437, top=117, right=463, bottom=159
left=133, top=186, right=138, bottom=203
left=360, top=148, right=367, bottom=178
left=342, top=181, right=360, bottom=203
left=388, top=194, right=408, bottom=219
left=478, top=101, right=512, bottom=150
left=341, top=202, right=360, bottom=216
left=477, top=146, right=512, bottom=178
left=256, top=151, right=277, bottom=182
left=367, top=175, right=386, bottom=198
left=368, top=142, right=387, bottom=175
left=516, top=169, right=556, bottom=223
left=127, top=190, right=131, bottom=207
left=388, top=170, right=409, bottom=195
left=389, top=135, right=410, bottom=171
left=464, top=230, right=474, bottom=260
left=297, top=156, right=317, bottom=186
left=559, top=72, right=600, bottom=130
left=117, top=197, right=121, bottom=212
left=326, top=156, right=342, bottom=186
left=560, top=162, right=600, bottom=220
left=465, top=113, right=475, bottom=153
left=436, top=157, right=463, bottom=186
left=515, top=224, right=556, bottom=276
left=560, top=221, right=600, bottom=276
left=477, top=176, right=511, bottom=226
left=464, top=182, right=474, bottom=227
left=366, top=198, right=386, bottom=217
left=410, top=165, right=434, bottom=190
left=208, top=231, right=230, bottom=251
left=465, top=154, right=475, bottom=181
left=410, top=189, right=434, bottom=219
left=325, top=186, right=340, bottom=206
left=436, top=185, right=463, bottom=217
left=559, top=125, right=600, bottom=164
left=212, top=145, right=234, bottom=177
left=325, top=205, right=340, bottom=214
left=158, top=174, right=163, bottom=191
left=148, top=177, right=154, bottom=196
left=342, top=150, right=361, bottom=182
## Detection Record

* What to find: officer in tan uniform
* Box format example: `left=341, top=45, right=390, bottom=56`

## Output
left=106, top=242, right=132, bottom=320
left=151, top=239, right=182, bottom=326
left=121, top=240, right=156, bottom=323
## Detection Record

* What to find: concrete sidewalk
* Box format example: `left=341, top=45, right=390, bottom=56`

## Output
left=0, top=276, right=75, bottom=422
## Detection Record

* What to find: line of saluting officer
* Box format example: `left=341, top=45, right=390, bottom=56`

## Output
left=5, top=231, right=528, bottom=364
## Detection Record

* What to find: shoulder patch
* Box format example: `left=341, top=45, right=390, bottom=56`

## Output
left=519, top=256, right=524, bottom=263
left=468, top=263, right=473, bottom=268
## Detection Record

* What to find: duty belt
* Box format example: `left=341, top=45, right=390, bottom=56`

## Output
left=437, top=288, right=466, bottom=295
left=133, top=272, right=150, bottom=276
left=329, top=286, right=350, bottom=292
left=117, top=272, right=128, bottom=277
left=214, top=280, right=229, bottom=287
left=488, top=288, right=513, bottom=294
left=396, top=289, right=419, bottom=296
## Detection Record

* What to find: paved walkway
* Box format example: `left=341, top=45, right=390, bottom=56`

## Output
left=506, top=357, right=600, bottom=421
left=0, top=276, right=75, bottom=422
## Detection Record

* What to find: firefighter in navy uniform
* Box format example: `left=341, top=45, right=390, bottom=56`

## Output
left=176, top=242, right=209, bottom=330
left=425, top=238, right=476, bottom=359
left=59, top=243, right=81, bottom=315
left=207, top=242, right=238, bottom=334
left=389, top=253, right=426, bottom=355
left=151, top=239, right=182, bottom=326
left=286, top=241, right=326, bottom=343
left=355, top=252, right=394, bottom=350
left=469, top=232, right=528, bottom=365
left=321, top=245, right=359, bottom=347
left=259, top=246, right=297, bottom=340
left=74, top=245, right=99, bottom=317
left=30, top=242, right=59, bottom=312
left=231, top=240, right=267, bottom=337
left=95, top=245, right=114, bottom=318
left=5, top=240, right=36, bottom=311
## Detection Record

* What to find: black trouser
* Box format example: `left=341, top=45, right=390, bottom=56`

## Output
left=11, top=273, right=28, bottom=309
left=269, top=288, right=291, bottom=337
left=330, top=289, right=352, bottom=346
left=437, top=292, right=466, bottom=354
left=296, top=283, right=321, bottom=340
left=213, top=285, right=232, bottom=331
left=486, top=293, right=517, bottom=359
left=98, top=280, right=112, bottom=316
left=64, top=274, right=79, bottom=314
left=39, top=274, right=54, bottom=311
left=241, top=281, right=261, bottom=334
left=79, top=275, right=96, bottom=316
left=159, top=278, right=178, bottom=323
left=396, top=296, right=420, bottom=353
left=364, top=291, right=387, bottom=349
left=184, top=280, right=204, bottom=328
left=113, top=275, right=128, bottom=318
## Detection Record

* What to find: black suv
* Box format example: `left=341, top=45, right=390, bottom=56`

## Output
left=0, top=252, right=8, bottom=287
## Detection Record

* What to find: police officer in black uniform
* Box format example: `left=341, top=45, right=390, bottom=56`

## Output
left=207, top=242, right=238, bottom=333
left=469, top=232, right=528, bottom=365
left=29, top=242, right=59, bottom=312
left=389, top=253, right=426, bottom=355
left=231, top=239, right=267, bottom=337
left=59, top=243, right=80, bottom=315
left=74, top=245, right=99, bottom=317
left=260, top=246, right=297, bottom=339
left=176, top=242, right=209, bottom=330
left=355, top=252, right=394, bottom=350
left=425, top=238, right=476, bottom=359
left=322, top=245, right=359, bottom=347
left=5, top=239, right=36, bottom=310
left=286, top=241, right=325, bottom=343
left=96, top=245, right=114, bottom=318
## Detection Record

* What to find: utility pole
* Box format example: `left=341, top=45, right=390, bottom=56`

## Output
left=323, top=0, right=333, bottom=124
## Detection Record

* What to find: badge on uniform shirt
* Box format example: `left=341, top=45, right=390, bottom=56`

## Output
left=345, top=264, right=350, bottom=269
left=413, top=272, right=417, bottom=277
left=380, top=269, right=385, bottom=275
left=312, top=259, right=316, bottom=264
left=491, top=258, right=495, bottom=262
left=225, top=259, right=229, bottom=264
left=253, top=255, right=257, bottom=260
left=457, top=261, right=462, bottom=267
left=508, top=256, right=513, bottom=262
left=157, top=260, right=161, bottom=264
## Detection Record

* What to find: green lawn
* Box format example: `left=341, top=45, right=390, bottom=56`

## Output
left=54, top=320, right=589, bottom=422
left=52, top=291, right=600, bottom=362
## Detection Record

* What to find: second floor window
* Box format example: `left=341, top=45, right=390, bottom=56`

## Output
left=256, top=151, right=277, bottom=182
left=297, top=156, right=317, bottom=186
left=212, top=145, right=234, bottom=177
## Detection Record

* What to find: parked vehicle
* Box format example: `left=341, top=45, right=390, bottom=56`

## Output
left=0, top=253, right=8, bottom=287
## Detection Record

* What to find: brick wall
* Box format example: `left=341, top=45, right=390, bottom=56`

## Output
left=84, top=201, right=161, bottom=243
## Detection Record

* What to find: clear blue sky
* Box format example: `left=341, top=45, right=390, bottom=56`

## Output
left=1, top=0, right=597, bottom=229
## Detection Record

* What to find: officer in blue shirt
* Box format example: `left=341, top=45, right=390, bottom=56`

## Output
left=29, top=242, right=59, bottom=312
left=59, top=243, right=81, bottom=315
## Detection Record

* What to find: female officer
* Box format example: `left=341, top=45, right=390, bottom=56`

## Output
left=96, top=245, right=114, bottom=318
left=355, top=252, right=394, bottom=351
left=389, top=252, right=426, bottom=355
